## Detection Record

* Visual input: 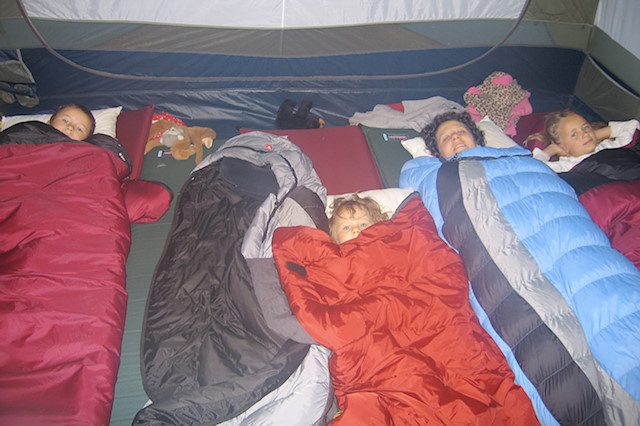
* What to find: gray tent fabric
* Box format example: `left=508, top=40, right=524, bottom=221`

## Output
left=1, top=0, right=638, bottom=122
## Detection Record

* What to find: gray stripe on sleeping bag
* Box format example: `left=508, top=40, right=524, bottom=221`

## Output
left=456, top=160, right=638, bottom=425
left=438, top=162, right=602, bottom=424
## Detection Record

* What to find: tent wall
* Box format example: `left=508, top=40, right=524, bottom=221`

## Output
left=1, top=0, right=638, bottom=133
left=1, top=46, right=599, bottom=139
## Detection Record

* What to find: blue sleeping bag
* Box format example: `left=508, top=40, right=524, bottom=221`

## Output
left=400, top=145, right=640, bottom=426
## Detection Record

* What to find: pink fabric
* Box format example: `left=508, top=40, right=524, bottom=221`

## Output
left=464, top=72, right=531, bottom=136
left=148, top=111, right=186, bottom=141
left=492, top=74, right=513, bottom=85
left=466, top=89, right=532, bottom=137
left=504, top=96, right=533, bottom=136
left=466, top=104, right=483, bottom=122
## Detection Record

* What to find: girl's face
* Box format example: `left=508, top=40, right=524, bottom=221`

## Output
left=333, top=206, right=374, bottom=244
left=557, top=114, right=597, bottom=157
left=435, top=120, right=478, bottom=158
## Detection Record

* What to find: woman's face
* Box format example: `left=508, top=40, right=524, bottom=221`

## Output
left=556, top=114, right=597, bottom=157
left=435, top=120, right=478, bottom=158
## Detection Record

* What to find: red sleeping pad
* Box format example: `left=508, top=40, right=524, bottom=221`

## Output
left=239, top=126, right=384, bottom=195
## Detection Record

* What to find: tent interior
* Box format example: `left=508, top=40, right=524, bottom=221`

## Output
left=1, top=0, right=639, bottom=424
left=1, top=0, right=639, bottom=135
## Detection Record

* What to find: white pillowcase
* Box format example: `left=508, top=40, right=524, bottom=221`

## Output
left=400, top=116, right=518, bottom=158
left=401, top=137, right=433, bottom=158
left=1, top=106, right=123, bottom=138
left=477, top=116, right=518, bottom=149
left=326, top=187, right=415, bottom=217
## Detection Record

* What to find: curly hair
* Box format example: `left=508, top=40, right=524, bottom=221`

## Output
left=328, top=194, right=389, bottom=243
left=420, top=110, right=485, bottom=159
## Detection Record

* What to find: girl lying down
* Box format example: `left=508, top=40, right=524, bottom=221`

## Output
left=272, top=192, right=538, bottom=425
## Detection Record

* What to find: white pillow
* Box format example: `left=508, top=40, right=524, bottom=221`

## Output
left=477, top=116, right=518, bottom=148
left=1, top=106, right=123, bottom=138
left=326, top=187, right=415, bottom=217
left=401, top=136, right=433, bottom=158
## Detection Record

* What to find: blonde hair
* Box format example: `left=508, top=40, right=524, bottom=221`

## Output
left=523, top=110, right=605, bottom=150
left=328, top=194, right=389, bottom=243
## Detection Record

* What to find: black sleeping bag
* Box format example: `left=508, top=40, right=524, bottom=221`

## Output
left=134, top=133, right=328, bottom=424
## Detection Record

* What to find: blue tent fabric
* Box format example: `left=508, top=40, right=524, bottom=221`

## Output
left=1, top=46, right=599, bottom=138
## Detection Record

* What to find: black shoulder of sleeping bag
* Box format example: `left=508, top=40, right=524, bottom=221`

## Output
left=559, top=145, right=640, bottom=195
left=0, top=121, right=132, bottom=172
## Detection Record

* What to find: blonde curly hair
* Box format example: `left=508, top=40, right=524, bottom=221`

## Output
left=328, top=194, right=389, bottom=243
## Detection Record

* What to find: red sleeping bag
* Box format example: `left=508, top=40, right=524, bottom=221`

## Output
left=273, top=197, right=539, bottom=424
left=0, top=136, right=169, bottom=424
left=579, top=180, right=640, bottom=270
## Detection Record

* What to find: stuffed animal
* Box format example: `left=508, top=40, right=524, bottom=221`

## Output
left=275, top=99, right=325, bottom=130
left=144, top=113, right=216, bottom=164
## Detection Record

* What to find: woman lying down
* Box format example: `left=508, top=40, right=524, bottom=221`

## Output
left=272, top=192, right=538, bottom=425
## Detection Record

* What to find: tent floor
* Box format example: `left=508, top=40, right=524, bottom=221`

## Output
left=110, top=140, right=224, bottom=425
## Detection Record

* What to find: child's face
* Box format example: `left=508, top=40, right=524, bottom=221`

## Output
left=435, top=120, right=478, bottom=158
left=333, top=206, right=374, bottom=244
left=557, top=114, right=597, bottom=157
left=49, top=107, right=93, bottom=141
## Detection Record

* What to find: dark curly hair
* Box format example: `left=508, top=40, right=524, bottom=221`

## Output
left=420, top=110, right=485, bottom=159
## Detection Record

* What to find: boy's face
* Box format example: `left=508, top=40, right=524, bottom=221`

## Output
left=435, top=120, right=477, bottom=158
left=557, top=114, right=597, bottom=157
left=333, top=206, right=374, bottom=244
left=49, top=107, right=93, bottom=141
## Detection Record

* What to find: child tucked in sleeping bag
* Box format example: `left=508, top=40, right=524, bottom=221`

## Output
left=273, top=193, right=539, bottom=425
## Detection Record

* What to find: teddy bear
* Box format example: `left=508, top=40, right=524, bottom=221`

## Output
left=144, top=113, right=216, bottom=164
left=275, top=99, right=325, bottom=130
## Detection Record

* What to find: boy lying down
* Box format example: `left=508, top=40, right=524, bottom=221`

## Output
left=272, top=193, right=538, bottom=425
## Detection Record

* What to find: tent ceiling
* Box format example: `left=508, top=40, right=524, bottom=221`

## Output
left=18, top=0, right=527, bottom=29
left=0, top=0, right=635, bottom=61
left=0, top=0, right=637, bottom=117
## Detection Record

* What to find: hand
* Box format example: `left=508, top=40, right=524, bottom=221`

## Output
left=543, top=143, right=569, bottom=157
left=594, top=125, right=611, bottom=142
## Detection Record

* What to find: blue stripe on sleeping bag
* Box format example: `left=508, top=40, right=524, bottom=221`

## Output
left=479, top=154, right=640, bottom=407
left=437, top=161, right=603, bottom=425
